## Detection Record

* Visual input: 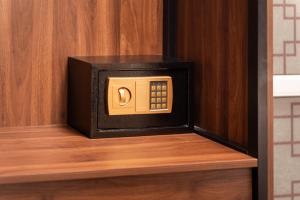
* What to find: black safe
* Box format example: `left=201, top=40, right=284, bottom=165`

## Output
left=68, top=56, right=193, bottom=138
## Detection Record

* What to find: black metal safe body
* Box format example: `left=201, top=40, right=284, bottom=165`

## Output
left=68, top=56, right=193, bottom=138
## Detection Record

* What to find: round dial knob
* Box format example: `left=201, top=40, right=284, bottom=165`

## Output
left=118, top=87, right=131, bottom=106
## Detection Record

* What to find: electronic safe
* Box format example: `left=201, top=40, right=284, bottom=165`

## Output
left=68, top=56, right=193, bottom=138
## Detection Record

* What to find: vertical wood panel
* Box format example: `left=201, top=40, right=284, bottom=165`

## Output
left=120, top=0, right=163, bottom=55
left=2, top=0, right=35, bottom=126
left=51, top=0, right=77, bottom=125
left=31, top=0, right=54, bottom=125
left=75, top=0, right=120, bottom=56
left=0, top=0, right=12, bottom=126
left=0, top=0, right=162, bottom=128
left=95, top=0, right=120, bottom=55
left=227, top=0, right=248, bottom=145
left=177, top=0, right=248, bottom=147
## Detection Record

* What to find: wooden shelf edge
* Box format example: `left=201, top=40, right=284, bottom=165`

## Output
left=0, top=126, right=257, bottom=185
left=0, top=159, right=257, bottom=185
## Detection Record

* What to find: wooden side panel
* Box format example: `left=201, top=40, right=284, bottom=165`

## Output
left=176, top=0, right=248, bottom=147
left=120, top=0, right=163, bottom=55
left=227, top=0, right=248, bottom=145
left=0, top=0, right=12, bottom=126
left=0, top=0, right=163, bottom=128
left=0, top=169, right=252, bottom=200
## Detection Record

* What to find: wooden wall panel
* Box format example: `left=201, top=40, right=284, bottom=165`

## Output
left=31, top=0, right=54, bottom=125
left=177, top=0, right=248, bottom=147
left=120, top=0, right=163, bottom=55
left=0, top=169, right=252, bottom=200
left=227, top=0, right=248, bottom=145
left=0, top=0, right=162, bottom=128
left=0, top=0, right=12, bottom=127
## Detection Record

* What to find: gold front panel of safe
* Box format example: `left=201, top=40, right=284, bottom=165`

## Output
left=107, top=76, right=173, bottom=115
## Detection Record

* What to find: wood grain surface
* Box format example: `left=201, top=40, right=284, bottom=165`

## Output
left=0, top=0, right=162, bottom=128
left=0, top=169, right=252, bottom=200
left=120, top=0, right=163, bottom=55
left=0, top=126, right=257, bottom=185
left=176, top=0, right=249, bottom=147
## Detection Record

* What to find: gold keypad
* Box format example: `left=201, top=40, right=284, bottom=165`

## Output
left=107, top=76, right=172, bottom=115
left=150, top=81, right=168, bottom=110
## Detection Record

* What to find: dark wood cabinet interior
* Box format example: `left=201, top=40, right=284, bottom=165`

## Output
left=0, top=0, right=271, bottom=199
left=176, top=0, right=249, bottom=147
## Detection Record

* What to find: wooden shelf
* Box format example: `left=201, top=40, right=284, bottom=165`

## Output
left=0, top=126, right=257, bottom=185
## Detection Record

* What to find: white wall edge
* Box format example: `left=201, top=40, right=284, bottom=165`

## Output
left=273, top=75, right=300, bottom=97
